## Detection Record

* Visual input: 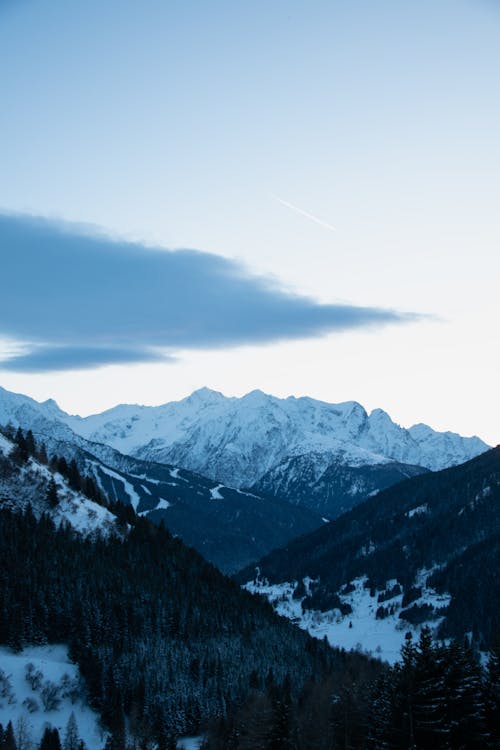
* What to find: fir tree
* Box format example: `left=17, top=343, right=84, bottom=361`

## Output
left=46, top=476, right=59, bottom=508
left=3, top=722, right=16, bottom=750
left=63, top=712, right=80, bottom=750
left=484, top=644, right=500, bottom=747
left=37, top=442, right=49, bottom=464
left=25, top=429, right=36, bottom=457
left=12, top=428, right=29, bottom=464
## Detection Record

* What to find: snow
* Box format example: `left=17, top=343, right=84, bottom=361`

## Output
left=358, top=541, right=376, bottom=557
left=57, top=492, right=117, bottom=535
left=57, top=388, right=488, bottom=487
left=0, top=433, right=13, bottom=455
left=129, top=473, right=160, bottom=485
left=139, top=498, right=171, bottom=516
left=0, top=451, right=117, bottom=537
left=28, top=461, right=117, bottom=536
left=235, top=488, right=260, bottom=498
left=209, top=484, right=224, bottom=500
left=98, top=465, right=141, bottom=511
left=407, top=504, right=428, bottom=518
left=0, top=644, right=106, bottom=748
left=0, top=386, right=489, bottom=494
left=141, top=484, right=152, bottom=495
left=244, top=573, right=451, bottom=665
left=177, top=736, right=204, bottom=749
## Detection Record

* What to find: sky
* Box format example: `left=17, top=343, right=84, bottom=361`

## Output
left=0, top=0, right=498, bottom=444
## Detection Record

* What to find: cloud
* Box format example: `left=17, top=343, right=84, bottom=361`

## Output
left=0, top=213, right=418, bottom=372
left=2, top=345, right=174, bottom=373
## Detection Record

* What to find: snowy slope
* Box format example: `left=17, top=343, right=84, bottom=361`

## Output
left=0, top=425, right=323, bottom=574
left=238, top=446, right=500, bottom=656
left=0, top=433, right=118, bottom=536
left=0, top=644, right=106, bottom=748
left=244, top=573, right=450, bottom=664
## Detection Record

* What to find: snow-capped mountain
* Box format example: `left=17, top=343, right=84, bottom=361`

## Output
left=0, top=388, right=324, bottom=572
left=0, top=385, right=489, bottom=518
left=57, top=388, right=488, bottom=475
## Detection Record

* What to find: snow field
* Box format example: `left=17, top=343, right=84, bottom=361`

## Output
left=0, top=644, right=106, bottom=748
left=245, top=574, right=451, bottom=665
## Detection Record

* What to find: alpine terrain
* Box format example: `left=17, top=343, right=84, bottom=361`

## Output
left=236, top=447, right=500, bottom=661
left=0, top=386, right=489, bottom=518
left=0, top=387, right=323, bottom=573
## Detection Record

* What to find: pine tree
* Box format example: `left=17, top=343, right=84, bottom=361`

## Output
left=484, top=644, right=500, bottom=747
left=67, top=460, right=81, bottom=492
left=268, top=675, right=294, bottom=749
left=39, top=728, right=53, bottom=750
left=3, top=722, right=16, bottom=750
left=46, top=476, right=59, bottom=508
left=63, top=711, right=80, bottom=750
left=25, top=429, right=36, bottom=457
left=14, top=716, right=32, bottom=750
left=38, top=442, right=49, bottom=464
left=57, top=456, right=68, bottom=477
left=441, top=640, right=487, bottom=749
left=12, top=428, right=29, bottom=463
left=412, top=627, right=445, bottom=749
left=368, top=670, right=398, bottom=749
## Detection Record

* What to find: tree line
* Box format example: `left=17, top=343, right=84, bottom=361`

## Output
left=203, top=627, right=500, bottom=749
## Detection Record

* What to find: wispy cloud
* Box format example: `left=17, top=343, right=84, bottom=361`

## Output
left=0, top=213, right=418, bottom=372
left=272, top=195, right=337, bottom=232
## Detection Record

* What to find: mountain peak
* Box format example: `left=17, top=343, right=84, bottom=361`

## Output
left=242, top=389, right=270, bottom=403
left=42, top=397, right=64, bottom=413
left=369, top=407, right=393, bottom=422
left=186, top=387, right=225, bottom=403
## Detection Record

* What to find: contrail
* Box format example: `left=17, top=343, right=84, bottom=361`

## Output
left=272, top=195, right=337, bottom=232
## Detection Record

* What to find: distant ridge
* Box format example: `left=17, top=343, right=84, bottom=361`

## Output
left=0, top=385, right=489, bottom=517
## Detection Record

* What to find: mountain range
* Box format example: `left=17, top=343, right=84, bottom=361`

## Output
left=0, top=383, right=497, bottom=747
left=0, top=385, right=488, bottom=518
left=0, top=387, right=323, bottom=572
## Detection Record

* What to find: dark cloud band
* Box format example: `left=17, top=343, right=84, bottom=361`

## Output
left=0, top=213, right=419, bottom=372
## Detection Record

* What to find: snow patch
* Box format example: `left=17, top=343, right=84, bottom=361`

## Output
left=0, top=433, right=13, bottom=455
left=129, top=473, right=160, bottom=485
left=139, top=498, right=171, bottom=516
left=57, top=493, right=117, bottom=536
left=177, top=735, right=204, bottom=749
left=210, top=484, right=224, bottom=500
left=407, top=504, right=428, bottom=518
left=98, top=465, right=141, bottom=511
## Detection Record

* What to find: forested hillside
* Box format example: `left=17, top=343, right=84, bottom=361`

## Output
left=238, top=447, right=500, bottom=651
left=203, top=628, right=500, bottom=749
left=0, top=505, right=351, bottom=746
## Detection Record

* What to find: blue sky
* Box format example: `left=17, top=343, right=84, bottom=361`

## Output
left=0, top=0, right=498, bottom=442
